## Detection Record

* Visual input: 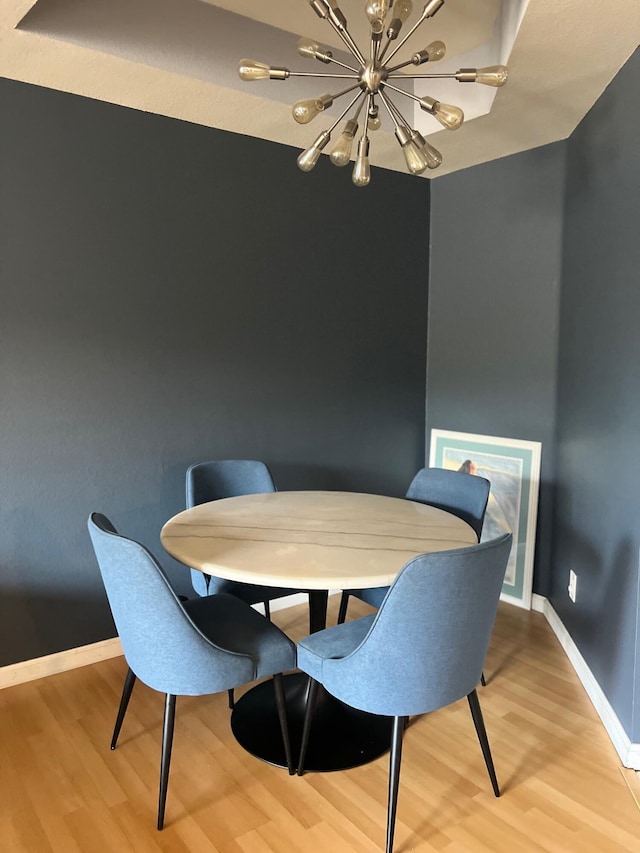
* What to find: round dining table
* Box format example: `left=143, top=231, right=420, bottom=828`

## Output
left=161, top=490, right=476, bottom=772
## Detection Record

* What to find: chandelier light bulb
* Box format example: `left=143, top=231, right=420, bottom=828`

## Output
left=297, top=36, right=333, bottom=63
left=292, top=94, right=333, bottom=124
left=402, top=140, right=429, bottom=174
left=455, top=66, right=509, bottom=87
left=365, top=0, right=390, bottom=34
left=387, top=0, right=413, bottom=39
left=297, top=130, right=331, bottom=172
left=367, top=105, right=382, bottom=131
left=330, top=119, right=358, bottom=166
left=432, top=101, right=464, bottom=130
left=473, top=65, right=509, bottom=87
left=411, top=40, right=446, bottom=65
left=395, top=0, right=414, bottom=21
left=352, top=137, right=371, bottom=186
left=420, top=96, right=464, bottom=130
left=395, top=126, right=428, bottom=175
left=411, top=130, right=442, bottom=169
left=238, top=59, right=289, bottom=81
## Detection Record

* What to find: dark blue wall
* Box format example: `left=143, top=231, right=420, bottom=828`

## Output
left=553, top=49, right=640, bottom=741
left=0, top=78, right=430, bottom=665
left=426, top=144, right=566, bottom=596
left=427, top=49, right=640, bottom=744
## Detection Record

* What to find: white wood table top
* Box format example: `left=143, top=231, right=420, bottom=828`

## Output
left=161, top=491, right=477, bottom=591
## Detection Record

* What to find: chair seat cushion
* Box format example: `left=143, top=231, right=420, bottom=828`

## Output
left=297, top=615, right=376, bottom=682
left=184, top=594, right=296, bottom=679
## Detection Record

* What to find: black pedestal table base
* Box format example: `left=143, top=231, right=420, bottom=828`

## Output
left=231, top=672, right=393, bottom=772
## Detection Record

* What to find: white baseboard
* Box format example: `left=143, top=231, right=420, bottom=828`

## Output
left=0, top=637, right=124, bottom=690
left=531, top=593, right=546, bottom=613
left=532, top=594, right=640, bottom=770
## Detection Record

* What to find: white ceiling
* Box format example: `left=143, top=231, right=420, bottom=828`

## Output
left=2, top=0, right=639, bottom=179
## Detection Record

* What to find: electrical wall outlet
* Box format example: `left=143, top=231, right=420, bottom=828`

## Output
left=568, top=569, right=577, bottom=602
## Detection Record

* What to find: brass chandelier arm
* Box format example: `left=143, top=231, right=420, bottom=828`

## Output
left=321, top=13, right=367, bottom=66
left=289, top=72, right=360, bottom=79
left=336, top=30, right=366, bottom=66
left=369, top=36, right=377, bottom=65
left=383, top=12, right=429, bottom=65
left=377, top=34, right=393, bottom=64
left=379, top=89, right=411, bottom=131
left=381, top=80, right=421, bottom=104
left=309, top=0, right=366, bottom=65
left=327, top=90, right=368, bottom=134
left=360, top=93, right=375, bottom=142
left=384, top=0, right=445, bottom=65
left=388, top=73, right=468, bottom=79
left=370, top=28, right=383, bottom=65
left=352, top=95, right=367, bottom=122
left=378, top=89, right=403, bottom=130
left=385, top=58, right=418, bottom=74
left=385, top=42, right=447, bottom=74
left=322, top=56, right=360, bottom=74
left=327, top=82, right=366, bottom=102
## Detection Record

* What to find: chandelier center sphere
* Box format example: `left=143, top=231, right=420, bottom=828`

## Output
left=360, top=61, right=387, bottom=94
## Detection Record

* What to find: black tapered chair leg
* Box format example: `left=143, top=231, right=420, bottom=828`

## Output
left=386, top=716, right=406, bottom=853
left=305, top=592, right=314, bottom=635
left=337, top=591, right=350, bottom=625
left=158, top=694, right=177, bottom=830
left=480, top=671, right=487, bottom=687
left=264, top=601, right=271, bottom=620
left=297, top=678, right=321, bottom=776
left=467, top=689, right=500, bottom=797
left=227, top=688, right=235, bottom=710
left=273, top=673, right=294, bottom=775
left=111, top=667, right=137, bottom=750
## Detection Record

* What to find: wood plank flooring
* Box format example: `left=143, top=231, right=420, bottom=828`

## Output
left=1, top=598, right=638, bottom=852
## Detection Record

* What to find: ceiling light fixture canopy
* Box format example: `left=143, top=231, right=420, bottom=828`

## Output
left=238, top=0, right=508, bottom=186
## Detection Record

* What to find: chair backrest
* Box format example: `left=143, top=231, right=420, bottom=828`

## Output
left=185, top=460, right=276, bottom=595
left=321, top=533, right=512, bottom=718
left=186, top=460, right=276, bottom=508
left=405, top=467, right=490, bottom=540
left=87, top=513, right=256, bottom=694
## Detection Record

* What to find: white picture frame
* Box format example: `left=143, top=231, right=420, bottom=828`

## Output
left=429, top=429, right=542, bottom=610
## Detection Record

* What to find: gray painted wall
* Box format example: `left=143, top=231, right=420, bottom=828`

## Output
left=0, top=78, right=430, bottom=666
left=553, top=49, right=640, bottom=741
left=426, top=144, right=566, bottom=596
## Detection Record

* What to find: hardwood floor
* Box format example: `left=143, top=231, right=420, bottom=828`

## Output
left=1, top=598, right=638, bottom=852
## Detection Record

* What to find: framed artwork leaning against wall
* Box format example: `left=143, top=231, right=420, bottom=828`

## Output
left=429, top=429, right=542, bottom=609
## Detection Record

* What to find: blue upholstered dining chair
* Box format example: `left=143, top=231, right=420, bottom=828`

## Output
left=186, top=460, right=301, bottom=617
left=87, top=513, right=296, bottom=830
left=187, top=459, right=312, bottom=709
left=297, top=533, right=512, bottom=853
left=337, top=467, right=491, bottom=624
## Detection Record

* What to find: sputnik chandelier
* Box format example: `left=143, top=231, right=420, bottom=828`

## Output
left=238, top=0, right=508, bottom=186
